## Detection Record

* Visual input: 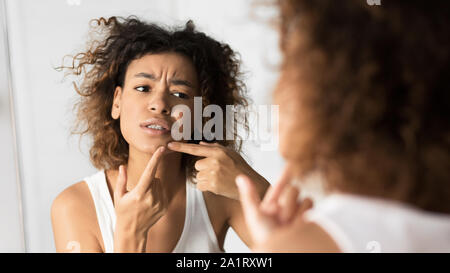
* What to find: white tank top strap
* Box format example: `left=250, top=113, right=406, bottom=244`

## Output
left=170, top=179, right=193, bottom=252
left=195, top=185, right=222, bottom=250
left=84, top=170, right=223, bottom=253
left=83, top=170, right=116, bottom=252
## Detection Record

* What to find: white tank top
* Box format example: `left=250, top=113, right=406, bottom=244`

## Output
left=304, top=193, right=450, bottom=252
left=83, top=170, right=223, bottom=253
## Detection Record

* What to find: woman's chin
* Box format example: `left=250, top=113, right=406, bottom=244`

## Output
left=139, top=139, right=172, bottom=153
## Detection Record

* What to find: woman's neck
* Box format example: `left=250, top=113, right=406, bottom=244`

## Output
left=125, top=146, right=185, bottom=202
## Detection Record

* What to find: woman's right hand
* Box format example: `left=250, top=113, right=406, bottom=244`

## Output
left=113, top=146, right=168, bottom=252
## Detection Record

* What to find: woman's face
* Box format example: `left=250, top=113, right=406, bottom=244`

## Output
left=111, top=52, right=199, bottom=154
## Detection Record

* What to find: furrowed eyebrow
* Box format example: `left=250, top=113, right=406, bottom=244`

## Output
left=169, top=79, right=194, bottom=88
left=134, top=72, right=194, bottom=88
left=134, top=72, right=156, bottom=80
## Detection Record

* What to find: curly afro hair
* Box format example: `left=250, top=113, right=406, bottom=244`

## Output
left=58, top=16, right=249, bottom=179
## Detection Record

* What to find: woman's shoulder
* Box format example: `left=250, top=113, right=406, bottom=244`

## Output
left=253, top=218, right=342, bottom=252
left=51, top=180, right=96, bottom=224
left=51, top=178, right=104, bottom=252
left=52, top=170, right=105, bottom=213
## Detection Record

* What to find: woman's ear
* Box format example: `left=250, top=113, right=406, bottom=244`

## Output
left=111, top=86, right=122, bottom=119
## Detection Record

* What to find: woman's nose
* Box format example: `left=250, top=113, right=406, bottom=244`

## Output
left=147, top=92, right=170, bottom=115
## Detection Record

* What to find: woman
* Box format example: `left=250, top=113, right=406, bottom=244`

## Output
left=51, top=16, right=269, bottom=252
left=237, top=0, right=450, bottom=252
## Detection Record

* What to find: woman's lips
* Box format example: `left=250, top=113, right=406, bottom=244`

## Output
left=141, top=125, right=171, bottom=136
left=140, top=117, right=171, bottom=136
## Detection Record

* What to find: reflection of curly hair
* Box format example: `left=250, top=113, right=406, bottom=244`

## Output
left=277, top=0, right=450, bottom=213
left=58, top=16, right=249, bottom=178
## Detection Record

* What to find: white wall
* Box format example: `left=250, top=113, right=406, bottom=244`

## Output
left=0, top=0, right=25, bottom=252
left=1, top=0, right=282, bottom=252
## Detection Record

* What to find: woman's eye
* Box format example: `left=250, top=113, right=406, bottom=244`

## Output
left=135, top=86, right=150, bottom=92
left=172, top=92, right=190, bottom=99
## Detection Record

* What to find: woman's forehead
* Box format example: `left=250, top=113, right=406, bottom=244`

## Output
left=126, top=52, right=198, bottom=81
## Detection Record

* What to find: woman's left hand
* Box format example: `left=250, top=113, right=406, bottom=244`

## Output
left=235, top=167, right=314, bottom=251
left=167, top=141, right=269, bottom=200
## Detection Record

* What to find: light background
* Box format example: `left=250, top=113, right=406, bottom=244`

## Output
left=0, top=0, right=285, bottom=252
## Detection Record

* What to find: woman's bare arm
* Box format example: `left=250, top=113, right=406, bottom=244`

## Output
left=223, top=183, right=270, bottom=249
left=225, top=198, right=256, bottom=248
left=51, top=182, right=103, bottom=252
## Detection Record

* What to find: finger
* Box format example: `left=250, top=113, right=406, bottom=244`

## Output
left=167, top=142, right=217, bottom=157
left=199, top=141, right=221, bottom=147
left=135, top=146, right=166, bottom=194
left=196, top=179, right=208, bottom=192
left=278, top=185, right=300, bottom=223
left=196, top=170, right=209, bottom=182
left=114, top=165, right=128, bottom=200
left=261, top=166, right=292, bottom=208
left=293, top=197, right=314, bottom=225
left=235, top=174, right=262, bottom=225
left=298, top=197, right=313, bottom=214
left=194, top=158, right=212, bottom=171
left=196, top=171, right=218, bottom=193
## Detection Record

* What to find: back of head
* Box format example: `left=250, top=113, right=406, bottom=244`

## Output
left=276, top=0, right=450, bottom=213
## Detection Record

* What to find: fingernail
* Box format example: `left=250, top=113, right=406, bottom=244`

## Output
left=235, top=175, right=247, bottom=189
left=167, top=142, right=176, bottom=148
left=159, top=146, right=166, bottom=153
